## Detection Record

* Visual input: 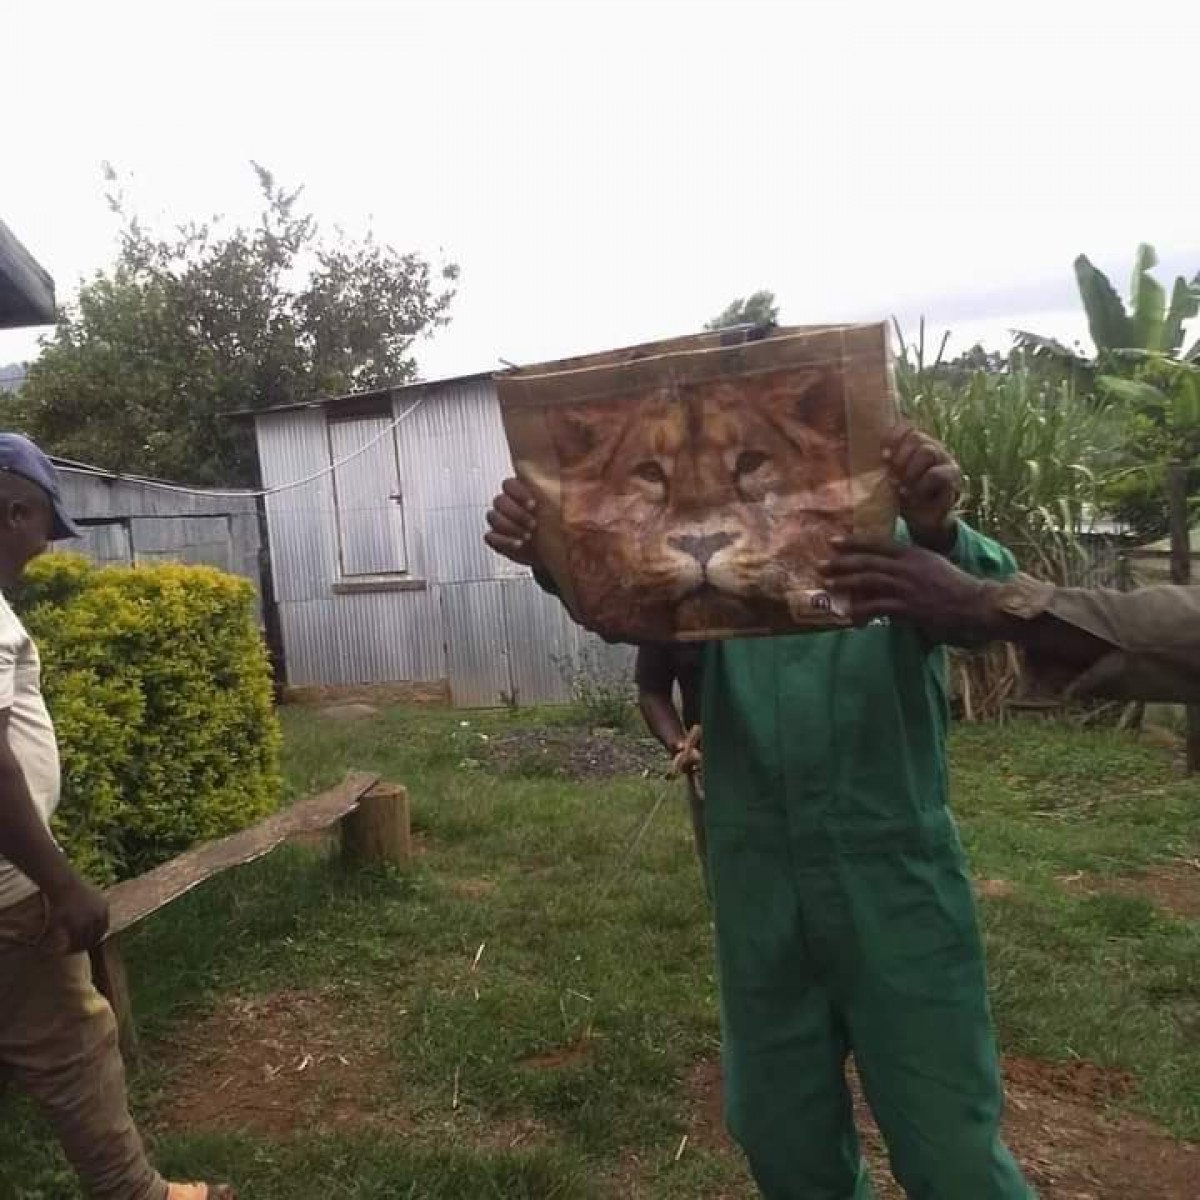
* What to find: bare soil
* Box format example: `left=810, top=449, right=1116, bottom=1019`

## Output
left=1058, top=857, right=1200, bottom=921
left=481, top=727, right=665, bottom=781
left=683, top=1058, right=1199, bottom=1199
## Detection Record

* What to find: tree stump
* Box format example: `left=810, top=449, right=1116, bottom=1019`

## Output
left=340, top=782, right=411, bottom=867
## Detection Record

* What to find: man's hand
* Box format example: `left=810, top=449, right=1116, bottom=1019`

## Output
left=885, top=423, right=962, bottom=552
left=821, top=536, right=1000, bottom=642
left=484, top=477, right=541, bottom=568
left=46, top=873, right=110, bottom=954
left=668, top=726, right=702, bottom=779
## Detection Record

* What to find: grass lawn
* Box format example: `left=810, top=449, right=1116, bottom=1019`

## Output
left=1, top=705, right=1198, bottom=1198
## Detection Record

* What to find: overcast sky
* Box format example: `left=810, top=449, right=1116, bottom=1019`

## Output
left=4, top=0, right=1199, bottom=377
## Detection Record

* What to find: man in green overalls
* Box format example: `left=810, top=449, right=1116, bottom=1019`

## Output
left=485, top=424, right=1033, bottom=1199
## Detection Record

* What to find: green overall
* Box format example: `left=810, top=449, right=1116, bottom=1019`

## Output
left=701, top=522, right=1034, bottom=1200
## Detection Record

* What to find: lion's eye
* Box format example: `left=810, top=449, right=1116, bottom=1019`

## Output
left=735, top=451, right=767, bottom=477
left=634, top=461, right=668, bottom=485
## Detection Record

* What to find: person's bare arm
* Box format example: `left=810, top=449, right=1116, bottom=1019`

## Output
left=0, top=711, right=108, bottom=951
left=636, top=646, right=688, bottom=753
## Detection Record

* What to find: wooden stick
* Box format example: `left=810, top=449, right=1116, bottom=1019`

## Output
left=90, top=938, right=139, bottom=1065
left=1167, top=463, right=1200, bottom=773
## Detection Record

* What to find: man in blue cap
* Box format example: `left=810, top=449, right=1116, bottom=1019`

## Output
left=0, top=434, right=233, bottom=1200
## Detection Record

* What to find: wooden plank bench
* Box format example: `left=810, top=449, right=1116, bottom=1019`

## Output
left=90, top=771, right=412, bottom=1062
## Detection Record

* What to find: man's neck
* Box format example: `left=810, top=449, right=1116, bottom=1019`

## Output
left=0, top=556, right=24, bottom=593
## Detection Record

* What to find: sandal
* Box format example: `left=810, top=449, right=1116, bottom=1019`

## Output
left=166, top=1186, right=236, bottom=1200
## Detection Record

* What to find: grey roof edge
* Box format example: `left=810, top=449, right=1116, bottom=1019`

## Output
left=49, top=455, right=256, bottom=496
left=0, top=220, right=56, bottom=330
left=222, top=370, right=496, bottom=421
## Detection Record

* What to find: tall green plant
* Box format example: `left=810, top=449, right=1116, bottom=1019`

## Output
left=1010, top=246, right=1200, bottom=538
left=893, top=322, right=1124, bottom=581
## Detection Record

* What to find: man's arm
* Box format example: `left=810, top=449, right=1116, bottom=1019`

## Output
left=821, top=538, right=1200, bottom=703
left=993, top=579, right=1200, bottom=703
left=0, top=711, right=109, bottom=951
left=636, top=646, right=688, bottom=752
left=0, top=714, right=76, bottom=900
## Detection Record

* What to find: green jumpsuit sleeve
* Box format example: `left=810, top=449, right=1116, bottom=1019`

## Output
left=892, top=518, right=1017, bottom=582
left=945, top=520, right=1018, bottom=581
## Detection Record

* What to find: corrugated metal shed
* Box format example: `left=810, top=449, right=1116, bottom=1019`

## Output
left=50, top=462, right=262, bottom=595
left=252, top=375, right=626, bottom=706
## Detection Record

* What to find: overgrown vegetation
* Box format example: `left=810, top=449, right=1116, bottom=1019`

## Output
left=894, top=321, right=1125, bottom=580
left=14, top=555, right=281, bottom=884
left=556, top=643, right=637, bottom=732
left=1013, top=244, right=1200, bottom=538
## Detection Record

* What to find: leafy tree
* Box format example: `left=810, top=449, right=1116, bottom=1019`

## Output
left=14, top=164, right=458, bottom=485
left=705, top=289, right=779, bottom=331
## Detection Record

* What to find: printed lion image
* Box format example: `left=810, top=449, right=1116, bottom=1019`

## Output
left=545, top=368, right=853, bottom=638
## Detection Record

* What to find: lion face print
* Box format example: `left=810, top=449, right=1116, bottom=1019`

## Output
left=545, top=369, right=852, bottom=638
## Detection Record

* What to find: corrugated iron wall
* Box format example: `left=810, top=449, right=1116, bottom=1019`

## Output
left=256, top=380, right=632, bottom=706
left=53, top=467, right=261, bottom=590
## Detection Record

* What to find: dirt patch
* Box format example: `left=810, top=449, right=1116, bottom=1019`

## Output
left=976, top=877, right=1016, bottom=899
left=284, top=681, right=450, bottom=707
left=518, top=1037, right=593, bottom=1071
left=684, top=1057, right=1198, bottom=1199
left=153, top=989, right=398, bottom=1137
left=1059, top=858, right=1200, bottom=920
left=1002, top=1055, right=1134, bottom=1106
left=481, top=727, right=664, bottom=781
left=457, top=1113, right=554, bottom=1150
left=451, top=878, right=497, bottom=900
left=317, top=703, right=380, bottom=721
left=683, top=1060, right=727, bottom=1153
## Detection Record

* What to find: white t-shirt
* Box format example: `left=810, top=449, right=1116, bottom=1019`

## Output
left=0, top=593, right=61, bottom=910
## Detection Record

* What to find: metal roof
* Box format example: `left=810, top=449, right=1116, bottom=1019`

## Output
left=224, top=370, right=495, bottom=421
left=0, top=220, right=55, bottom=329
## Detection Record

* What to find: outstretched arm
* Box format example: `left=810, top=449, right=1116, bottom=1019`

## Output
left=822, top=538, right=1200, bottom=702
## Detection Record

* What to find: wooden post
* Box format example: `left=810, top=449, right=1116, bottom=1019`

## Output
left=340, top=782, right=412, bottom=866
left=90, top=938, right=139, bottom=1065
left=1167, top=462, right=1200, bottom=772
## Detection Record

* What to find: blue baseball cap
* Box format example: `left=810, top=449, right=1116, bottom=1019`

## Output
left=0, top=434, right=80, bottom=540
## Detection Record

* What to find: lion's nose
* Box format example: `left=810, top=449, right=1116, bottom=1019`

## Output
left=670, top=531, right=735, bottom=566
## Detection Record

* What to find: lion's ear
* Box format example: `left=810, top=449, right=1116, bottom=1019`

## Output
left=767, top=371, right=844, bottom=443
left=547, top=404, right=622, bottom=469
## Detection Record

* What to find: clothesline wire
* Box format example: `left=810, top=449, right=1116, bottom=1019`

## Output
left=53, top=394, right=430, bottom=501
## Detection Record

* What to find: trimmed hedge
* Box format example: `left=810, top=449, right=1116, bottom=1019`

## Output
left=14, top=554, right=282, bottom=885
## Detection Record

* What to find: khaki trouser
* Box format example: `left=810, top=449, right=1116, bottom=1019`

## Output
left=0, top=893, right=166, bottom=1200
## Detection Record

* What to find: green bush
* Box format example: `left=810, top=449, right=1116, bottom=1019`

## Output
left=13, top=554, right=282, bottom=884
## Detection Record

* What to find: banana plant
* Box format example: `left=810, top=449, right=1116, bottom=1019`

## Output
left=1015, top=243, right=1200, bottom=365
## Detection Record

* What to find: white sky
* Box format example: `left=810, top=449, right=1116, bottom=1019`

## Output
left=3, top=0, right=1199, bottom=377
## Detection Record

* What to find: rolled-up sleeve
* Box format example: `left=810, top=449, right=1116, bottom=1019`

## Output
left=997, top=577, right=1200, bottom=702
